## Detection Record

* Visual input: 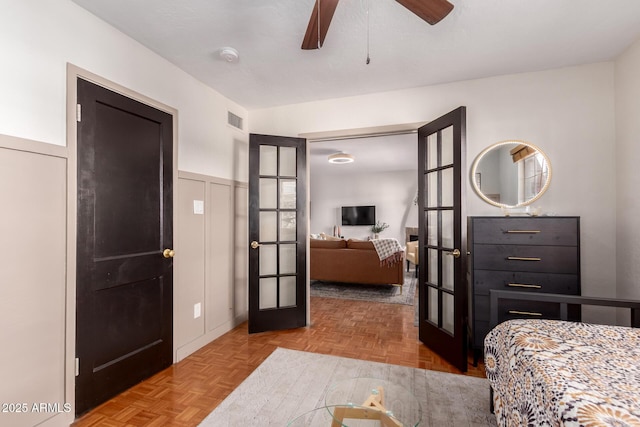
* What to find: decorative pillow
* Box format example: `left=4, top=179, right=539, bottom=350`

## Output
left=323, top=235, right=344, bottom=241
left=347, top=239, right=375, bottom=250
left=310, top=239, right=347, bottom=249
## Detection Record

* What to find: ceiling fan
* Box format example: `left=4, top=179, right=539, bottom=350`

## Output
left=301, top=0, right=454, bottom=50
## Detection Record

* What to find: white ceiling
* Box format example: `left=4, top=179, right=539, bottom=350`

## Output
left=71, top=0, right=640, bottom=110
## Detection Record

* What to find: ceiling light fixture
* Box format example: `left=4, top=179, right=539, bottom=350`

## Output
left=218, top=47, right=239, bottom=63
left=328, top=152, right=354, bottom=164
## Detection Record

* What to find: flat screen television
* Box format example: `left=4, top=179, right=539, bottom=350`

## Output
left=341, top=205, right=375, bottom=226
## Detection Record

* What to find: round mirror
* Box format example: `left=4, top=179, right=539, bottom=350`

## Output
left=470, top=140, right=552, bottom=208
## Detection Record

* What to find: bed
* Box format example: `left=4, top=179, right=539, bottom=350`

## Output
left=484, top=290, right=640, bottom=427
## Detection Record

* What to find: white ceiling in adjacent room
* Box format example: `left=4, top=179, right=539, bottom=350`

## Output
left=310, top=133, right=417, bottom=177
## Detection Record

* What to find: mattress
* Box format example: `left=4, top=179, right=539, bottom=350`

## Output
left=484, top=319, right=640, bottom=426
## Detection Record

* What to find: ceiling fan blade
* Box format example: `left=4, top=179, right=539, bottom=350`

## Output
left=395, top=0, right=454, bottom=25
left=301, top=0, right=340, bottom=50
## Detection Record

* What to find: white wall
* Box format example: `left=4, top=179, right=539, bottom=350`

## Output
left=310, top=170, right=418, bottom=242
left=251, top=63, right=618, bottom=308
left=0, top=0, right=248, bottom=181
left=615, top=37, right=640, bottom=304
left=0, top=2, right=249, bottom=425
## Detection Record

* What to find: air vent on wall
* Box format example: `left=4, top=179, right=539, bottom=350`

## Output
left=227, top=111, right=244, bottom=131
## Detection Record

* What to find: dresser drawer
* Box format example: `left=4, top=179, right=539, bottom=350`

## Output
left=470, top=217, right=578, bottom=246
left=473, top=244, right=578, bottom=274
left=473, top=270, right=579, bottom=296
left=474, top=295, right=564, bottom=322
left=474, top=302, right=580, bottom=346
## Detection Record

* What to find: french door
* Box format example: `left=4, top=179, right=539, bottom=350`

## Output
left=248, top=134, right=307, bottom=333
left=417, top=107, right=468, bottom=372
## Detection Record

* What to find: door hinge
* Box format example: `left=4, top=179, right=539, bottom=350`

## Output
left=75, top=358, right=79, bottom=376
left=76, top=104, right=81, bottom=122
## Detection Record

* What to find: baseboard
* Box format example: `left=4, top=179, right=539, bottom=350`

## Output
left=176, top=320, right=235, bottom=362
left=175, top=311, right=249, bottom=362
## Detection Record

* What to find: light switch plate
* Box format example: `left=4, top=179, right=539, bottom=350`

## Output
left=193, top=200, right=204, bottom=215
left=194, top=302, right=201, bottom=319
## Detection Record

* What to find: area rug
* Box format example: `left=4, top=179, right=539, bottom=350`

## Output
left=198, top=348, right=497, bottom=426
left=310, top=271, right=417, bottom=306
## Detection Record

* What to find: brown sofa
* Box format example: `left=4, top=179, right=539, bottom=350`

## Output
left=310, top=239, right=405, bottom=291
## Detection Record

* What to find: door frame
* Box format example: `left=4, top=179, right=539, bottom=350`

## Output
left=65, top=64, right=179, bottom=414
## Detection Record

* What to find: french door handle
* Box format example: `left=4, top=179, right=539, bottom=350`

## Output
left=250, top=241, right=261, bottom=249
left=445, top=249, right=461, bottom=258
left=162, top=249, right=175, bottom=258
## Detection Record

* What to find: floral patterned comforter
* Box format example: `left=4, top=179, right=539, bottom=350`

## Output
left=484, top=319, right=640, bottom=426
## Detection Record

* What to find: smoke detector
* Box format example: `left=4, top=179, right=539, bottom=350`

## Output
left=218, top=47, right=240, bottom=63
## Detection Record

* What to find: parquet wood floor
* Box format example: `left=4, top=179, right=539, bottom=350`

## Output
left=72, top=295, right=486, bottom=427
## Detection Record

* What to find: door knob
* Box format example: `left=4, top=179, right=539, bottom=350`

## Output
left=250, top=241, right=261, bottom=249
left=446, top=248, right=461, bottom=258
left=163, top=249, right=175, bottom=258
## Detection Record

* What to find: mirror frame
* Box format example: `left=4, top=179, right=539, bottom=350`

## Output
left=470, top=140, right=552, bottom=208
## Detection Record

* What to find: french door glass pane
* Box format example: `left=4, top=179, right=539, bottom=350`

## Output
left=280, top=179, right=296, bottom=209
left=427, top=211, right=437, bottom=246
left=441, top=167, right=453, bottom=207
left=259, top=278, right=277, bottom=309
left=259, top=244, right=277, bottom=275
left=279, top=276, right=296, bottom=307
left=442, top=251, right=454, bottom=291
left=279, top=146, right=297, bottom=177
left=441, top=210, right=453, bottom=248
left=428, top=287, right=438, bottom=324
left=427, top=172, right=438, bottom=208
left=427, top=133, right=438, bottom=169
left=260, top=178, right=277, bottom=209
left=428, top=248, right=438, bottom=285
left=279, top=244, right=297, bottom=274
left=260, top=145, right=277, bottom=175
left=259, top=211, right=277, bottom=242
left=280, top=212, right=296, bottom=241
left=443, top=292, right=454, bottom=334
left=441, top=126, right=453, bottom=166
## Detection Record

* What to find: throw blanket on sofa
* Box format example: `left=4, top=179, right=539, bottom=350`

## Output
left=371, top=238, right=404, bottom=266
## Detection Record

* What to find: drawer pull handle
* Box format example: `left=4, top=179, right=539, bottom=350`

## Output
left=506, top=230, right=541, bottom=234
left=507, top=283, right=542, bottom=289
left=508, top=310, right=543, bottom=317
left=507, top=256, right=541, bottom=261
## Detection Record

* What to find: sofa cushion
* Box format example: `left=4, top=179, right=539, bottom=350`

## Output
left=346, top=239, right=375, bottom=250
left=310, top=239, right=347, bottom=249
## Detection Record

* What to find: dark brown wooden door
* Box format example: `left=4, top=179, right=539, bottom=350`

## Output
left=248, top=134, right=307, bottom=333
left=76, top=78, right=173, bottom=415
left=417, top=107, right=468, bottom=372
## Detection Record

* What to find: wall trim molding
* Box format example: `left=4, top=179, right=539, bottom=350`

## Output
left=178, top=170, right=247, bottom=187
left=0, top=133, right=67, bottom=158
left=174, top=172, right=248, bottom=361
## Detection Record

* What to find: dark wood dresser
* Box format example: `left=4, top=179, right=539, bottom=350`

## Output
left=467, top=216, right=581, bottom=362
